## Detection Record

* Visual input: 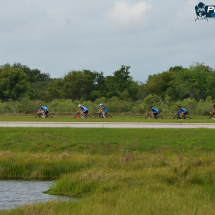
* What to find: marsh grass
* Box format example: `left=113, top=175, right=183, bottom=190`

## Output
left=1, top=128, right=215, bottom=214
left=2, top=152, right=215, bottom=214
left=0, top=152, right=96, bottom=179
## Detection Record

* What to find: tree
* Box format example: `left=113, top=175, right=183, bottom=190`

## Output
left=83, top=70, right=105, bottom=101
left=146, top=74, right=157, bottom=84
left=104, top=76, right=117, bottom=98
left=48, top=78, right=64, bottom=100
left=63, top=70, right=94, bottom=100
left=176, top=63, right=210, bottom=100
left=169, top=66, right=184, bottom=72
left=0, top=66, right=32, bottom=100
left=112, top=65, right=133, bottom=93
left=3, top=63, right=50, bottom=83
left=104, top=65, right=135, bottom=99
left=145, top=71, right=177, bottom=99
left=136, top=82, right=148, bottom=100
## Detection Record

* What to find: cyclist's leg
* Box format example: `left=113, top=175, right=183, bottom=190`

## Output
left=153, top=112, right=157, bottom=119
left=103, top=110, right=108, bottom=118
left=80, top=110, right=85, bottom=117
left=44, top=110, right=48, bottom=118
left=182, top=111, right=186, bottom=119
left=42, top=110, right=45, bottom=118
left=83, top=110, right=88, bottom=118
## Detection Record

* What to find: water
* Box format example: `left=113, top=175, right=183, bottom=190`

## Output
left=0, top=180, right=73, bottom=210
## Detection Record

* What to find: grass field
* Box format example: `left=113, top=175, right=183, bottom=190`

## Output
left=1, top=128, right=215, bottom=214
left=0, top=114, right=214, bottom=123
left=0, top=128, right=214, bottom=154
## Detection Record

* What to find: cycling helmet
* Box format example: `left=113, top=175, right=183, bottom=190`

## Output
left=149, top=105, right=152, bottom=108
left=100, top=103, right=103, bottom=106
left=78, top=104, right=81, bottom=107
left=178, top=105, right=181, bottom=107
left=213, top=105, right=215, bottom=107
left=40, top=104, right=42, bottom=106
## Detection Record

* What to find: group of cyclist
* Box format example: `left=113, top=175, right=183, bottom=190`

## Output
left=37, top=103, right=215, bottom=120
left=37, top=103, right=109, bottom=118
left=149, top=105, right=215, bottom=119
left=76, top=103, right=109, bottom=118
left=149, top=105, right=187, bottom=119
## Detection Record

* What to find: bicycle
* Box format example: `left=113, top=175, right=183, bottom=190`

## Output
left=94, top=112, right=113, bottom=118
left=74, top=112, right=92, bottom=118
left=173, top=114, right=191, bottom=119
left=145, top=113, right=163, bottom=119
left=35, top=113, right=53, bottom=118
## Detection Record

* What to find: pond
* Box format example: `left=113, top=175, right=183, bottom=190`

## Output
left=0, top=180, right=73, bottom=210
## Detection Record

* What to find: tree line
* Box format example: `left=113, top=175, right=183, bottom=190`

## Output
left=0, top=62, right=215, bottom=102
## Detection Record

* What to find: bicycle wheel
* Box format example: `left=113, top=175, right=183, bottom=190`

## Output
left=94, top=114, right=101, bottom=118
left=35, top=114, right=42, bottom=118
left=145, top=115, right=151, bottom=119
left=106, top=114, right=112, bottom=118
left=185, top=116, right=191, bottom=119
left=173, top=115, right=181, bottom=119
left=157, top=116, right=163, bottom=119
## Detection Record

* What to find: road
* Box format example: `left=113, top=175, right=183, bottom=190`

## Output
left=0, top=122, right=215, bottom=128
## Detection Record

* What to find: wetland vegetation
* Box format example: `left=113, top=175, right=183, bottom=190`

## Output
left=1, top=128, right=215, bottom=214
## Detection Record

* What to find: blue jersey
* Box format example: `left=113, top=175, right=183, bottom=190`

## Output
left=177, top=108, right=187, bottom=114
left=151, top=107, right=159, bottom=113
left=101, top=106, right=108, bottom=112
left=41, top=106, right=48, bottom=111
left=80, top=106, right=88, bottom=111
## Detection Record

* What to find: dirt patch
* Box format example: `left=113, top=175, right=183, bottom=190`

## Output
left=194, top=147, right=204, bottom=150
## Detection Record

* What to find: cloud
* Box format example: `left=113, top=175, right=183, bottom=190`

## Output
left=106, top=1, right=152, bottom=32
left=0, top=0, right=214, bottom=81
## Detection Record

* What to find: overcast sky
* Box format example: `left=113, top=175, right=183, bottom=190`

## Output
left=0, top=0, right=214, bottom=82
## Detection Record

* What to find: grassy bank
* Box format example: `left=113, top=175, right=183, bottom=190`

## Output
left=1, top=128, right=215, bottom=214
left=0, top=114, right=214, bottom=123
left=1, top=151, right=215, bottom=214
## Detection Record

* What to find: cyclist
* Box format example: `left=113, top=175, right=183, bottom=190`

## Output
left=97, top=103, right=109, bottom=118
left=76, top=104, right=88, bottom=118
left=176, top=105, right=187, bottom=119
left=37, top=104, right=49, bottom=118
left=149, top=105, right=159, bottom=119
left=212, top=105, right=215, bottom=119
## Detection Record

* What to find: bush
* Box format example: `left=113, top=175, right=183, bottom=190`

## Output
left=0, top=95, right=214, bottom=115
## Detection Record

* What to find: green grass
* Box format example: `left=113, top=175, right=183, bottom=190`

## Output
left=0, top=128, right=215, bottom=154
left=0, top=114, right=214, bottom=123
left=1, top=128, right=215, bottom=214
left=1, top=152, right=215, bottom=214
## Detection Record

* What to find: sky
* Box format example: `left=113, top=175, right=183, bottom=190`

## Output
left=0, top=0, right=215, bottom=82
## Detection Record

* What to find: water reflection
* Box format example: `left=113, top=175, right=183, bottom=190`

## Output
left=0, top=180, right=72, bottom=210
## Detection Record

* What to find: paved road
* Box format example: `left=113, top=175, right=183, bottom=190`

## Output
left=0, top=122, right=215, bottom=128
